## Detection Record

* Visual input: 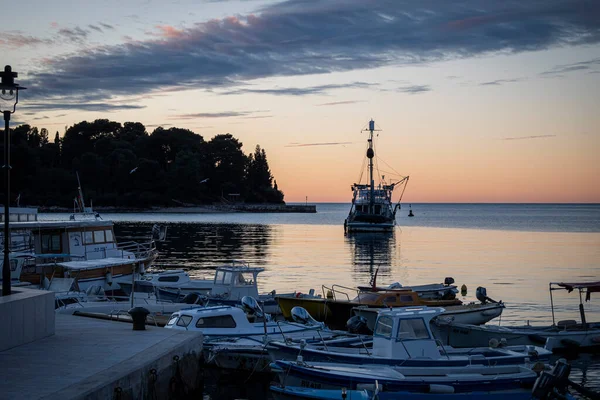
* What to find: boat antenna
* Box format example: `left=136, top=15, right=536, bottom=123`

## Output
left=75, top=172, right=85, bottom=213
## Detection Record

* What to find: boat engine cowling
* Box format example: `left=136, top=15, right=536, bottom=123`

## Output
left=476, top=286, right=500, bottom=304
left=347, top=315, right=372, bottom=335
left=291, top=306, right=322, bottom=327
left=241, top=295, right=263, bottom=314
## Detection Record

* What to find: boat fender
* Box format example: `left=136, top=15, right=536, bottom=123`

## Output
left=460, top=284, right=467, bottom=296
left=427, top=384, right=455, bottom=394
left=489, top=338, right=500, bottom=348
left=295, top=292, right=302, bottom=298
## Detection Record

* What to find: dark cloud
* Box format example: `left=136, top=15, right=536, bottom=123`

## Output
left=21, top=103, right=145, bottom=112
left=23, top=0, right=600, bottom=102
left=57, top=26, right=89, bottom=42
left=540, top=58, right=600, bottom=76
left=220, top=82, right=375, bottom=96
left=479, top=78, right=523, bottom=85
left=0, top=33, right=53, bottom=48
left=395, top=85, right=431, bottom=94
left=89, top=25, right=103, bottom=32
left=99, top=23, right=115, bottom=30
left=285, top=142, right=354, bottom=147
left=503, top=134, right=556, bottom=140
left=173, top=111, right=267, bottom=119
left=316, top=100, right=366, bottom=106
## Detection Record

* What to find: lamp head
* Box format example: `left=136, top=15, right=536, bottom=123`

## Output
left=0, top=65, right=26, bottom=113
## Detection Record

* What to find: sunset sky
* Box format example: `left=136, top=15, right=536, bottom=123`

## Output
left=2, top=0, right=599, bottom=203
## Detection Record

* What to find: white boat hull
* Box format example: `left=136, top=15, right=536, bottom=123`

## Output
left=432, top=321, right=600, bottom=352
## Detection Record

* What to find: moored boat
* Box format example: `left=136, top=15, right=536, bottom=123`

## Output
left=267, top=306, right=549, bottom=368
left=344, top=120, right=409, bottom=233
left=432, top=281, right=600, bottom=353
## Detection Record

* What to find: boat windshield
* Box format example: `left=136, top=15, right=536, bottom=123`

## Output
left=397, top=318, right=430, bottom=341
left=374, top=316, right=393, bottom=338
left=353, top=292, right=380, bottom=303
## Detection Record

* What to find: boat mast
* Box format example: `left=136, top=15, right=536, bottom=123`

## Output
left=367, top=120, right=375, bottom=211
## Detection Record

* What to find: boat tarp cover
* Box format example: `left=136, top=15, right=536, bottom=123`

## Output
left=54, top=257, right=138, bottom=271
left=555, top=281, right=600, bottom=301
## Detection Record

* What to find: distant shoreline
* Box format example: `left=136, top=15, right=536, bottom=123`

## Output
left=38, top=203, right=318, bottom=214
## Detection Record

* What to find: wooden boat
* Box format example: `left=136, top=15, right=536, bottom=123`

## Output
left=344, top=120, right=409, bottom=233
left=432, top=281, right=600, bottom=353
left=1, top=206, right=158, bottom=295
left=277, top=284, right=466, bottom=330
left=267, top=307, right=550, bottom=368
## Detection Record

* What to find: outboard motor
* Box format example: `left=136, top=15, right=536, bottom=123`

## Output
left=476, top=286, right=498, bottom=304
left=444, top=277, right=455, bottom=286
left=291, top=306, right=323, bottom=327
left=241, top=296, right=270, bottom=321
left=346, top=315, right=372, bottom=335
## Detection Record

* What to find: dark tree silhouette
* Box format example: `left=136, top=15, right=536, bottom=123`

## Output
left=0, top=119, right=284, bottom=208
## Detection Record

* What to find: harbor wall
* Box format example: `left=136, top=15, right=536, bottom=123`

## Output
left=0, top=287, right=55, bottom=351
left=55, top=331, right=205, bottom=400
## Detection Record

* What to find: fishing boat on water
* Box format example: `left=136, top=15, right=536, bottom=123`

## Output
left=344, top=120, right=409, bottom=233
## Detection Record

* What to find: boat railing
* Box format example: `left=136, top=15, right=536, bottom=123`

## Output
left=116, top=240, right=158, bottom=260
left=322, top=284, right=358, bottom=301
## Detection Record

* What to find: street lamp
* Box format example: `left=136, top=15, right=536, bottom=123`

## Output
left=0, top=65, right=26, bottom=296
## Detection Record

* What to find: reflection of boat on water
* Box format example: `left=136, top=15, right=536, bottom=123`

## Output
left=344, top=120, right=409, bottom=233
left=345, top=231, right=396, bottom=276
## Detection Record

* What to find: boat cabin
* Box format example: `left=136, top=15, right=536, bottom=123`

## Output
left=372, top=307, right=445, bottom=359
left=165, top=305, right=276, bottom=336
left=210, top=263, right=264, bottom=300
left=351, top=290, right=461, bottom=307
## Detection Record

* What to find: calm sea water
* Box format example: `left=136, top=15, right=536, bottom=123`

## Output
left=42, top=203, right=600, bottom=398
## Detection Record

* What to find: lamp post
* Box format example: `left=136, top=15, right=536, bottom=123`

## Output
left=0, top=65, right=26, bottom=296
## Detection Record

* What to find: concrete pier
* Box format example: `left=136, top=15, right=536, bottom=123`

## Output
left=0, top=313, right=203, bottom=400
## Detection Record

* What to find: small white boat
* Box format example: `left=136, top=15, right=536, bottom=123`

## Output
left=432, top=281, right=600, bottom=352
left=166, top=300, right=347, bottom=372
left=352, top=300, right=504, bottom=332
left=132, top=261, right=298, bottom=314
left=268, top=306, right=550, bottom=368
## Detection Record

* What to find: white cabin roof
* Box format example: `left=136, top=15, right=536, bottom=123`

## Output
left=55, top=257, right=139, bottom=271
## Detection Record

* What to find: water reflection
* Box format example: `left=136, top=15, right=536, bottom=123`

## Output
left=345, top=231, right=397, bottom=281
left=114, top=222, right=273, bottom=273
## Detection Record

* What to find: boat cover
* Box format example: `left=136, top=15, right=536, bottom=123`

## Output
left=555, top=281, right=600, bottom=301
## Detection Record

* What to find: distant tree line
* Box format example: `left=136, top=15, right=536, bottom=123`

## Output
left=0, top=119, right=284, bottom=208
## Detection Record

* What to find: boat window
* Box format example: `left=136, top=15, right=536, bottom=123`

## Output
left=167, top=315, right=179, bottom=326
left=400, top=295, right=414, bottom=302
left=41, top=233, right=61, bottom=253
left=84, top=231, right=94, bottom=244
left=223, top=272, right=233, bottom=285
left=397, top=318, right=430, bottom=340
left=235, top=272, right=254, bottom=286
left=384, top=296, right=396, bottom=304
left=374, top=316, right=394, bottom=338
left=94, top=230, right=105, bottom=243
left=158, top=276, right=179, bottom=282
left=214, top=271, right=225, bottom=284
left=176, top=315, right=193, bottom=327
left=105, top=230, right=114, bottom=242
left=195, top=315, right=237, bottom=328
left=354, top=293, right=379, bottom=303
